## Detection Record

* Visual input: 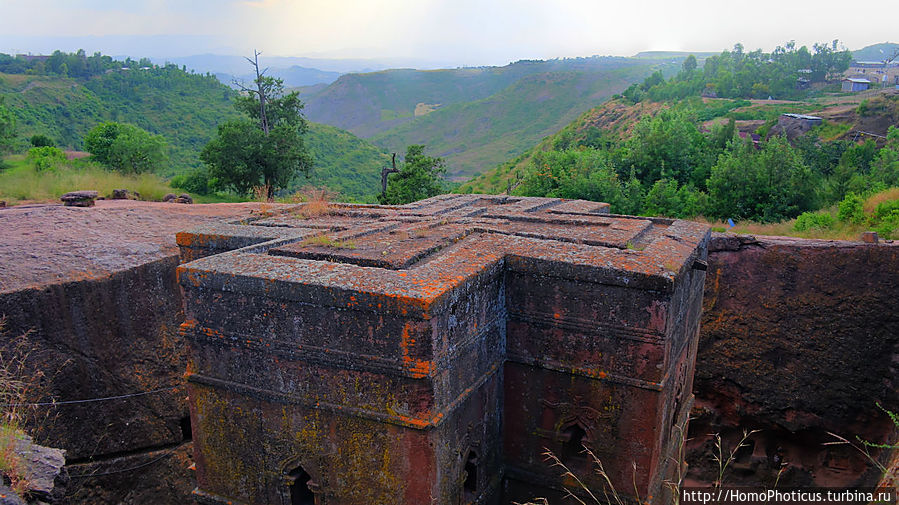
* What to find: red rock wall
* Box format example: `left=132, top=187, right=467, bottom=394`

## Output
left=690, top=234, right=899, bottom=488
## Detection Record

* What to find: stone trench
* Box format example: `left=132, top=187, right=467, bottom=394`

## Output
left=0, top=196, right=895, bottom=504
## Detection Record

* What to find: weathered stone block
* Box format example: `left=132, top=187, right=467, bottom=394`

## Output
left=177, top=195, right=709, bottom=504
left=60, top=191, right=98, bottom=207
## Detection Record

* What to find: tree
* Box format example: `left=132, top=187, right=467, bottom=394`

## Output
left=682, top=54, right=697, bottom=74
left=378, top=145, right=446, bottom=205
left=0, top=96, right=16, bottom=154
left=622, top=109, right=710, bottom=186
left=84, top=121, right=167, bottom=173
left=708, top=136, right=816, bottom=222
left=202, top=120, right=311, bottom=196
left=29, top=134, right=54, bottom=148
left=201, top=51, right=312, bottom=198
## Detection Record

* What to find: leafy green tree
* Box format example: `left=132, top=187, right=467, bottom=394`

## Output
left=708, top=136, right=816, bottom=222
left=621, top=109, right=710, bottom=187
left=682, top=55, right=697, bottom=74
left=378, top=145, right=446, bottom=204
left=870, top=127, right=899, bottom=186
left=171, top=167, right=213, bottom=195
left=0, top=96, right=16, bottom=154
left=84, top=121, right=167, bottom=173
left=643, top=179, right=682, bottom=217
left=29, top=134, right=55, bottom=148
left=202, top=120, right=311, bottom=196
left=837, top=193, right=865, bottom=224
left=823, top=140, right=880, bottom=202
left=201, top=52, right=312, bottom=198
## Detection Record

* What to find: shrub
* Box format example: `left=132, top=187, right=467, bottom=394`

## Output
left=84, top=121, right=167, bottom=174
left=873, top=199, right=899, bottom=221
left=170, top=167, right=211, bottom=195
left=837, top=192, right=865, bottom=224
left=26, top=146, right=66, bottom=171
left=29, top=134, right=54, bottom=148
left=872, top=201, right=899, bottom=240
left=794, top=211, right=834, bottom=231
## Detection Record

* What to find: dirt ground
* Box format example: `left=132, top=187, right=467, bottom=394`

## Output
left=0, top=200, right=272, bottom=293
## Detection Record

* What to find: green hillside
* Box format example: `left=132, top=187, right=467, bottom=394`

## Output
left=853, top=42, right=899, bottom=62
left=0, top=63, right=389, bottom=201
left=457, top=40, right=899, bottom=235
left=302, top=57, right=670, bottom=179
left=0, top=68, right=237, bottom=175
left=301, top=123, right=390, bottom=202
left=371, top=67, right=654, bottom=179
left=302, top=57, right=658, bottom=136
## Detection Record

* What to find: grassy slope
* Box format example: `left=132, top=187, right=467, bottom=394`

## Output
left=302, top=58, right=656, bottom=135
left=302, top=66, right=536, bottom=137
left=458, top=98, right=666, bottom=193
left=0, top=70, right=389, bottom=201
left=0, top=155, right=178, bottom=204
left=704, top=187, right=899, bottom=240
left=0, top=69, right=237, bottom=175
left=852, top=42, right=899, bottom=62
left=300, top=123, right=391, bottom=202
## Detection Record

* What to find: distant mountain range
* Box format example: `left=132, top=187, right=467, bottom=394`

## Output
left=216, top=66, right=342, bottom=89
left=151, top=54, right=464, bottom=87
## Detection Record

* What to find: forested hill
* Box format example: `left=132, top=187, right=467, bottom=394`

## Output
left=0, top=53, right=390, bottom=201
left=0, top=66, right=235, bottom=174
left=300, top=56, right=675, bottom=179
left=459, top=40, right=899, bottom=231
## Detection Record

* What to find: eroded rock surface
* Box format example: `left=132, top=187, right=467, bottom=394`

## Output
left=689, top=234, right=899, bottom=488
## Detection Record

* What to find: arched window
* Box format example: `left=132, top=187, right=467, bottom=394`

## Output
left=561, top=424, right=587, bottom=462
left=286, top=466, right=315, bottom=505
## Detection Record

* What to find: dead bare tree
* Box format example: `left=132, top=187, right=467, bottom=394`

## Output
left=381, top=153, right=399, bottom=198
left=233, top=50, right=271, bottom=135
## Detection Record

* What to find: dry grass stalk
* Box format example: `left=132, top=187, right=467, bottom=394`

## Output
left=253, top=185, right=274, bottom=216
left=824, top=403, right=899, bottom=484
left=291, top=186, right=336, bottom=218
left=712, top=429, right=760, bottom=488
left=664, top=418, right=690, bottom=505
left=0, top=318, right=48, bottom=496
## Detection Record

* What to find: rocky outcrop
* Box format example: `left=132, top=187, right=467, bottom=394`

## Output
left=0, top=434, right=67, bottom=505
left=689, top=234, right=899, bottom=488
left=0, top=201, right=263, bottom=504
left=110, top=189, right=139, bottom=200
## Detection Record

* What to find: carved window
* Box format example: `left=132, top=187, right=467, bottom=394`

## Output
left=286, top=467, right=316, bottom=505
left=463, top=450, right=479, bottom=498
left=561, top=424, right=588, bottom=462
left=179, top=415, right=192, bottom=441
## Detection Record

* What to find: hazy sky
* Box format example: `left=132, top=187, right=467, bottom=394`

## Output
left=0, top=0, right=895, bottom=66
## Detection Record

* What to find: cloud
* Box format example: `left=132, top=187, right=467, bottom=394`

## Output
left=1, top=0, right=898, bottom=65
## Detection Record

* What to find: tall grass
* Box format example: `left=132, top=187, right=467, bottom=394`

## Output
left=699, top=187, right=899, bottom=241
left=0, top=157, right=176, bottom=204
left=0, top=318, right=48, bottom=497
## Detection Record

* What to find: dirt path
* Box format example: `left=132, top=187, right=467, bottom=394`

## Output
left=0, top=200, right=272, bottom=293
